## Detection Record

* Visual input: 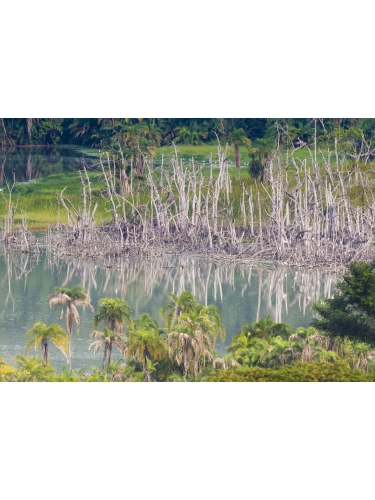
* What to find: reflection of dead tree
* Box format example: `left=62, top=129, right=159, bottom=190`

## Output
left=1, top=179, right=15, bottom=244
left=0, top=178, right=32, bottom=251
left=0, top=119, right=13, bottom=148
left=44, top=252, right=339, bottom=335
left=0, top=249, right=40, bottom=320
left=1, top=252, right=15, bottom=315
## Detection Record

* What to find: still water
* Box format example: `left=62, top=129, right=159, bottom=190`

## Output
left=0, top=146, right=242, bottom=188
left=0, top=250, right=339, bottom=371
left=0, top=146, right=100, bottom=186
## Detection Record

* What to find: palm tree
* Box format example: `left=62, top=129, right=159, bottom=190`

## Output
left=229, top=128, right=252, bottom=180
left=167, top=315, right=213, bottom=378
left=89, top=327, right=126, bottom=369
left=228, top=335, right=270, bottom=368
left=174, top=126, right=192, bottom=144
left=49, top=285, right=94, bottom=370
left=68, top=118, right=101, bottom=146
left=227, top=322, right=278, bottom=367
left=127, top=313, right=166, bottom=382
left=213, top=356, right=240, bottom=370
left=252, top=314, right=276, bottom=338
left=351, top=342, right=375, bottom=372
left=227, top=336, right=249, bottom=365
left=265, top=337, right=294, bottom=367
left=160, top=291, right=198, bottom=331
left=174, top=127, right=202, bottom=145
left=115, top=121, right=161, bottom=179
left=187, top=304, right=226, bottom=349
left=25, top=322, right=69, bottom=366
left=249, top=138, right=273, bottom=183
left=94, top=297, right=132, bottom=333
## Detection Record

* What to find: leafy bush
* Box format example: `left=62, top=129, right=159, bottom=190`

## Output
left=205, top=361, right=375, bottom=382
left=312, top=260, right=375, bottom=344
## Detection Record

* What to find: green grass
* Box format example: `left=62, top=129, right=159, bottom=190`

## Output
left=0, top=171, right=112, bottom=229
left=0, top=163, right=259, bottom=229
left=155, top=142, right=250, bottom=166
left=2, top=141, right=374, bottom=230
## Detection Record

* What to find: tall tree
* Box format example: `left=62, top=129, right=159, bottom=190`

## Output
left=312, top=261, right=375, bottom=345
left=127, top=313, right=166, bottom=381
left=93, top=297, right=132, bottom=333
left=160, top=291, right=198, bottom=331
left=167, top=314, right=213, bottom=378
left=187, top=304, right=226, bottom=348
left=49, top=285, right=94, bottom=370
left=229, top=128, right=252, bottom=179
left=248, top=138, right=273, bottom=182
left=89, top=327, right=126, bottom=369
left=26, top=322, right=69, bottom=366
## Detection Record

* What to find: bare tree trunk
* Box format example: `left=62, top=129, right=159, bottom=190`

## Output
left=42, top=339, right=48, bottom=366
left=108, top=341, right=113, bottom=365
left=143, top=351, right=152, bottom=382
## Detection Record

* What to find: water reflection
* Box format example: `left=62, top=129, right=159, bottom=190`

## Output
left=0, top=146, right=99, bottom=186
left=0, top=250, right=339, bottom=369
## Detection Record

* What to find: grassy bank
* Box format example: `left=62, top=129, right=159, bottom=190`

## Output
left=155, top=142, right=249, bottom=165
left=1, top=142, right=373, bottom=230
left=0, top=171, right=111, bottom=229
left=0, top=165, right=254, bottom=229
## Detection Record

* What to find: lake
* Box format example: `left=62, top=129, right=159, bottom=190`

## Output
left=0, top=145, right=244, bottom=188
left=0, top=146, right=100, bottom=186
left=0, top=250, right=339, bottom=371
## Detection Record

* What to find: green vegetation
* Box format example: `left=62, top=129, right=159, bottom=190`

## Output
left=0, top=118, right=268, bottom=149
left=127, top=313, right=167, bottom=382
left=0, top=172, right=107, bottom=229
left=0, top=162, right=256, bottom=229
left=49, top=285, right=94, bottom=370
left=312, top=261, right=375, bottom=344
left=3, top=118, right=375, bottom=150
left=206, top=362, right=375, bottom=382
left=2, top=261, right=375, bottom=381
left=3, top=118, right=375, bottom=379
left=94, top=297, right=132, bottom=332
left=228, top=128, right=252, bottom=179
left=26, top=322, right=68, bottom=366
left=89, top=328, right=127, bottom=370
left=2, top=117, right=375, bottom=233
left=90, top=297, right=132, bottom=369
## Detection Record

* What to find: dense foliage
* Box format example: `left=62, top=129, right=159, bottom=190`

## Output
left=206, top=362, right=375, bottom=382
left=3, top=118, right=375, bottom=151
left=2, top=269, right=375, bottom=380
left=0, top=118, right=267, bottom=148
left=312, top=261, right=375, bottom=344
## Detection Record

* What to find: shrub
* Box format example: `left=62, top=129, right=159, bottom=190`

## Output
left=205, top=361, right=375, bottom=382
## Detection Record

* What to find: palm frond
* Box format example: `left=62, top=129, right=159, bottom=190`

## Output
left=49, top=294, right=70, bottom=308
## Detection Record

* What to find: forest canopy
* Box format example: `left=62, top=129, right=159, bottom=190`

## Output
left=2, top=118, right=375, bottom=149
